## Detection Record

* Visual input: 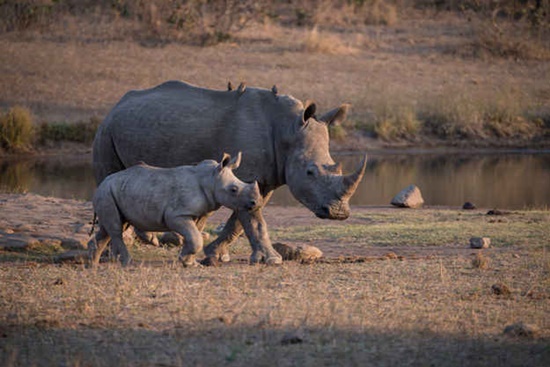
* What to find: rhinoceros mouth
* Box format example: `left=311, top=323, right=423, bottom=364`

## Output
left=313, top=202, right=350, bottom=220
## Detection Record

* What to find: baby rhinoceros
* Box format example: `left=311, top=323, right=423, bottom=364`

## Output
left=88, top=152, right=265, bottom=267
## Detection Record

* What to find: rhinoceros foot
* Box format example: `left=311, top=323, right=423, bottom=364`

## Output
left=200, top=256, right=221, bottom=267
left=249, top=250, right=283, bottom=266
left=265, top=256, right=283, bottom=266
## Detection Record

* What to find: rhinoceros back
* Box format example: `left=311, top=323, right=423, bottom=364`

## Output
left=93, top=81, right=289, bottom=187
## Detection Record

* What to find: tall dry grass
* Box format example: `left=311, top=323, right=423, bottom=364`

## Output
left=0, top=106, right=34, bottom=152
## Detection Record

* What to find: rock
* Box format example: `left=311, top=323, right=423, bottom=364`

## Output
left=487, top=209, right=510, bottom=216
left=491, top=283, right=511, bottom=296
left=61, top=238, right=86, bottom=250
left=273, top=242, right=323, bottom=263
left=200, top=257, right=221, bottom=267
left=470, top=237, right=491, bottom=249
left=503, top=322, right=539, bottom=339
left=54, top=250, right=88, bottom=264
left=391, top=184, right=424, bottom=208
left=296, top=244, right=323, bottom=263
left=0, top=233, right=40, bottom=250
left=462, top=202, right=476, bottom=210
left=281, top=330, right=304, bottom=345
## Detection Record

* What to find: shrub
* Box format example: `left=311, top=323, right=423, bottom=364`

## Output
left=419, top=92, right=484, bottom=139
left=329, top=124, right=347, bottom=141
left=0, top=106, right=34, bottom=152
left=373, top=105, right=420, bottom=141
left=38, top=117, right=100, bottom=144
left=302, top=26, right=356, bottom=54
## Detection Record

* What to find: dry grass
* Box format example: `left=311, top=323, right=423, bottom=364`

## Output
left=0, top=2, right=548, bottom=147
left=0, top=194, right=549, bottom=365
left=301, top=26, right=357, bottom=55
left=0, top=251, right=548, bottom=366
left=0, top=105, right=34, bottom=152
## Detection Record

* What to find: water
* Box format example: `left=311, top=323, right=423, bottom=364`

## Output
left=1, top=152, right=549, bottom=209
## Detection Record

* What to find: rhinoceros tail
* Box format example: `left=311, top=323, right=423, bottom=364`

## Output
left=92, top=123, right=126, bottom=185
left=89, top=212, right=97, bottom=236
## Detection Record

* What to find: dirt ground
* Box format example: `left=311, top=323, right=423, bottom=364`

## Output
left=0, top=192, right=534, bottom=263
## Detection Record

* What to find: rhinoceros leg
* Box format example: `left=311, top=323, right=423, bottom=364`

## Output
left=202, top=211, right=243, bottom=262
left=203, top=191, right=276, bottom=264
left=88, top=225, right=110, bottom=266
left=237, top=209, right=282, bottom=265
left=168, top=216, right=203, bottom=267
left=133, top=228, right=160, bottom=247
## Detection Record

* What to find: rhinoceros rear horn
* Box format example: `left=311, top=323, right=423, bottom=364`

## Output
left=341, top=154, right=367, bottom=198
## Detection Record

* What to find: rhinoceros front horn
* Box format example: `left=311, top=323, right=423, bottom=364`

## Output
left=341, top=154, right=367, bottom=198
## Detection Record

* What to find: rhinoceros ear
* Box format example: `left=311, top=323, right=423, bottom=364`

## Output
left=228, top=151, right=242, bottom=170
left=301, top=100, right=317, bottom=126
left=221, top=152, right=241, bottom=171
left=318, top=104, right=350, bottom=126
left=219, top=153, right=232, bottom=172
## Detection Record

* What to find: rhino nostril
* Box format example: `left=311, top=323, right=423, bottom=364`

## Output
left=321, top=205, right=330, bottom=215
left=249, top=199, right=257, bottom=208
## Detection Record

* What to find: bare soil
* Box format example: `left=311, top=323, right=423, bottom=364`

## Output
left=0, top=192, right=536, bottom=262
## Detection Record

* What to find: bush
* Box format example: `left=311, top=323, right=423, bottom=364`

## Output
left=419, top=92, right=484, bottom=139
left=373, top=105, right=420, bottom=141
left=38, top=117, right=100, bottom=144
left=0, top=106, right=34, bottom=152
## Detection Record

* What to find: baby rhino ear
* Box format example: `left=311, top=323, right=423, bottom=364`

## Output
left=220, top=152, right=242, bottom=170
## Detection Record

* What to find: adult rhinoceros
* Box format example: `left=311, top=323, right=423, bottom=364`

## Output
left=93, top=80, right=367, bottom=262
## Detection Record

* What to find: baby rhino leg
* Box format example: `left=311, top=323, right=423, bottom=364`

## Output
left=166, top=216, right=203, bottom=267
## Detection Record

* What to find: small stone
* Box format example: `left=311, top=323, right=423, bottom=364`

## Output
left=61, top=238, right=86, bottom=250
left=384, top=252, right=398, bottom=260
left=0, top=234, right=40, bottom=250
left=491, top=283, right=511, bottom=296
left=281, top=330, right=304, bottom=345
left=487, top=209, right=510, bottom=216
left=54, top=250, right=88, bottom=264
left=391, top=184, right=424, bottom=208
left=462, top=202, right=476, bottom=210
left=200, top=257, right=220, bottom=267
left=53, top=278, right=64, bottom=285
left=273, top=242, right=323, bottom=263
left=503, top=322, right=539, bottom=339
left=272, top=242, right=296, bottom=260
left=470, top=237, right=490, bottom=249
left=296, top=244, right=323, bottom=263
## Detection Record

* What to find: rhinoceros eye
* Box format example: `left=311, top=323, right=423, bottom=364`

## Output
left=229, top=185, right=239, bottom=194
left=306, top=165, right=318, bottom=177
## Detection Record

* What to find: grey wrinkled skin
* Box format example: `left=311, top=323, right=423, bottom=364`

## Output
left=88, top=153, right=283, bottom=266
left=93, top=80, right=367, bottom=262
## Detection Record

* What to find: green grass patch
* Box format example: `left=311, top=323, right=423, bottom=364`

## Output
left=272, top=209, right=550, bottom=249
left=38, top=117, right=100, bottom=144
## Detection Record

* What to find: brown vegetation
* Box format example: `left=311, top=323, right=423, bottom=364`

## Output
left=0, top=0, right=548, bottom=150
left=0, top=193, right=549, bottom=365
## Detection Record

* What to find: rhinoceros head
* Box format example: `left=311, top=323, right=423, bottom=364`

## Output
left=214, top=152, right=262, bottom=212
left=284, top=102, right=367, bottom=220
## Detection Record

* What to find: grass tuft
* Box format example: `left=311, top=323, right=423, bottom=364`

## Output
left=302, top=26, right=356, bottom=55
left=0, top=105, right=34, bottom=152
left=38, top=117, right=100, bottom=144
